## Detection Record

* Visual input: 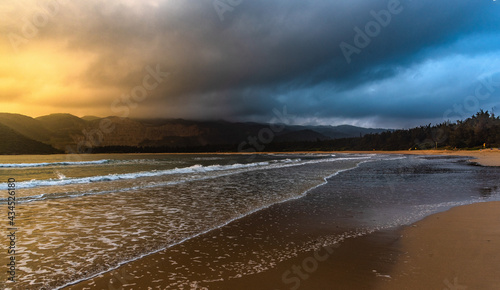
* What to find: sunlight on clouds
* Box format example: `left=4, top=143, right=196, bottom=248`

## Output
left=0, top=39, right=116, bottom=116
left=0, top=0, right=498, bottom=126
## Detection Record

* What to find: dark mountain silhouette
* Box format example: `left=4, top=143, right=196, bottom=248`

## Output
left=266, top=110, right=500, bottom=152
left=0, top=122, right=62, bottom=154
left=0, top=112, right=389, bottom=154
left=273, top=129, right=330, bottom=142
left=1, top=111, right=497, bottom=154
left=81, top=115, right=101, bottom=121
left=292, top=124, right=391, bottom=139
left=0, top=113, right=53, bottom=143
left=36, top=113, right=88, bottom=132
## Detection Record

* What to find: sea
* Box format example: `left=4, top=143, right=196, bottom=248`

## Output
left=0, top=153, right=499, bottom=289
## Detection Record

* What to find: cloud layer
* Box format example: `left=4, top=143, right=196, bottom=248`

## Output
left=1, top=0, right=499, bottom=128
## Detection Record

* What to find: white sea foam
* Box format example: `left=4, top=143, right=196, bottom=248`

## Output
left=0, top=159, right=111, bottom=168
left=13, top=154, right=496, bottom=290
left=56, top=156, right=375, bottom=289
left=0, top=157, right=372, bottom=193
left=7, top=162, right=269, bottom=189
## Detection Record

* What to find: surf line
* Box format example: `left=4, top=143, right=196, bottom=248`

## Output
left=58, top=157, right=374, bottom=289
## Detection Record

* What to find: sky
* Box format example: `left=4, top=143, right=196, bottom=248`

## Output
left=1, top=0, right=499, bottom=129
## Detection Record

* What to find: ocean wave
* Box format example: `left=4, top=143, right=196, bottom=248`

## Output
left=0, top=159, right=311, bottom=203
left=0, top=160, right=293, bottom=190
left=1, top=156, right=376, bottom=191
left=0, top=156, right=374, bottom=198
left=55, top=158, right=371, bottom=290
left=193, top=156, right=225, bottom=161
left=0, top=159, right=111, bottom=168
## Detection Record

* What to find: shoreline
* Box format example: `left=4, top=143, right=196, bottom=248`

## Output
left=330, top=149, right=500, bottom=167
left=66, top=201, right=500, bottom=289
left=3, top=149, right=499, bottom=167
left=57, top=151, right=500, bottom=289
left=377, top=201, right=500, bottom=289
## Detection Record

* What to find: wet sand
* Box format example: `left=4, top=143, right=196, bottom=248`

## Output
left=64, top=152, right=500, bottom=289
left=93, top=149, right=500, bottom=167
left=65, top=203, right=403, bottom=290
left=64, top=168, right=399, bottom=290
left=377, top=201, right=500, bottom=290
left=330, top=149, right=500, bottom=167
left=66, top=202, right=500, bottom=290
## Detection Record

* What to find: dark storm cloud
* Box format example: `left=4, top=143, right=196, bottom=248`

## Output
left=38, top=0, right=500, bottom=127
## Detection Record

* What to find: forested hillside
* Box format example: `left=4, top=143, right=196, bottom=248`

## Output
left=262, top=110, right=500, bottom=151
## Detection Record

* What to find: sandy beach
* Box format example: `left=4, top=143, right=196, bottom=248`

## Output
left=190, top=148, right=500, bottom=167
left=366, top=150, right=500, bottom=289
left=331, top=148, right=500, bottom=167
left=63, top=151, right=500, bottom=289
left=362, top=149, right=500, bottom=289
left=378, top=201, right=500, bottom=290
left=93, top=148, right=500, bottom=167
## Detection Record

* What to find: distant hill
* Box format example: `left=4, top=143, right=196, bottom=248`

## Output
left=0, top=123, right=62, bottom=154
left=34, top=114, right=90, bottom=150
left=274, top=129, right=330, bottom=142
left=36, top=113, right=88, bottom=132
left=268, top=110, right=500, bottom=151
left=0, top=113, right=53, bottom=143
left=81, top=115, right=101, bottom=121
left=0, top=110, right=490, bottom=155
left=290, top=124, right=390, bottom=139
left=0, top=112, right=390, bottom=154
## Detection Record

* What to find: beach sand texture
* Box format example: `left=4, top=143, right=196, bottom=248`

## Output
left=378, top=201, right=500, bottom=290
left=64, top=151, right=500, bottom=289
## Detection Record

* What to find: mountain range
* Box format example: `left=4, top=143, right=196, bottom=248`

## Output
left=0, top=113, right=389, bottom=154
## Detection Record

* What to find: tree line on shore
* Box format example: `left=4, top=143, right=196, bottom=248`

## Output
left=93, top=110, right=500, bottom=153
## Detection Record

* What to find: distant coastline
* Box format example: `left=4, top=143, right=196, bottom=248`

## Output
left=1, top=149, right=498, bottom=171
left=1, top=111, right=498, bottom=155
